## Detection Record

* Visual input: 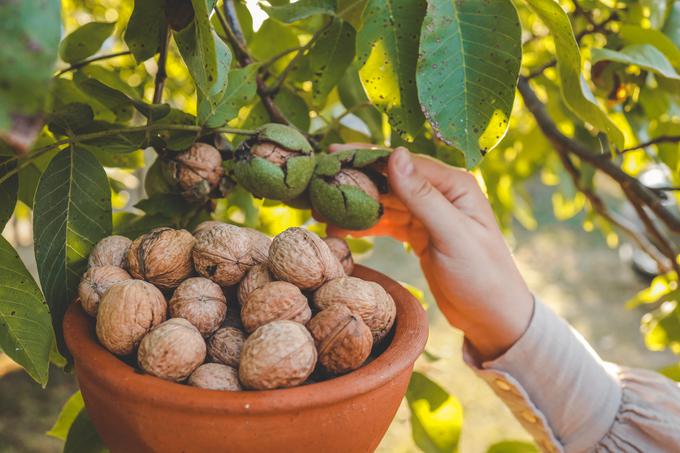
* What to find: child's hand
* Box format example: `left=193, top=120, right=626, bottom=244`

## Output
left=328, top=144, right=534, bottom=361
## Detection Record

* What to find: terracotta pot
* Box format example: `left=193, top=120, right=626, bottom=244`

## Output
left=64, top=265, right=428, bottom=453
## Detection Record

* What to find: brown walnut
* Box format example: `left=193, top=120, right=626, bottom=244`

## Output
left=251, top=141, right=299, bottom=166
left=239, top=320, right=317, bottom=390
left=96, top=280, right=167, bottom=356
left=208, top=326, right=246, bottom=368
left=244, top=228, right=271, bottom=264
left=174, top=143, right=225, bottom=199
left=79, top=265, right=132, bottom=317
left=192, top=220, right=223, bottom=236
left=138, top=318, right=206, bottom=382
left=188, top=363, right=242, bottom=391
left=169, top=277, right=227, bottom=337
left=307, top=304, right=373, bottom=374
left=88, top=235, right=132, bottom=269
left=241, top=281, right=311, bottom=333
left=237, top=263, right=273, bottom=306
left=313, top=276, right=396, bottom=344
left=333, top=169, right=380, bottom=201
left=323, top=236, right=354, bottom=275
left=193, top=223, right=255, bottom=286
left=268, top=227, right=344, bottom=290
left=127, top=227, right=195, bottom=290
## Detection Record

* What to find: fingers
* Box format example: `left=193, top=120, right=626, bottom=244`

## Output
left=387, top=148, right=468, bottom=245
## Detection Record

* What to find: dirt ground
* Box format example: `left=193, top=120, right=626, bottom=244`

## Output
left=0, top=224, right=674, bottom=453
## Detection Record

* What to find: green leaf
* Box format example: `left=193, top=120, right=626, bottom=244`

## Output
left=336, top=0, right=367, bottom=29
left=73, top=74, right=135, bottom=122
left=619, top=25, right=680, bottom=72
left=113, top=212, right=173, bottom=239
left=47, top=391, right=84, bottom=440
left=59, top=22, right=116, bottom=64
left=201, top=64, right=260, bottom=127
left=63, top=409, right=108, bottom=453
left=486, top=441, right=539, bottom=453
left=524, top=0, right=624, bottom=149
left=356, top=0, right=426, bottom=140
left=337, top=69, right=383, bottom=141
left=663, top=1, right=680, bottom=48
left=591, top=44, right=680, bottom=81
left=243, top=88, right=311, bottom=132
left=262, top=0, right=337, bottom=23
left=417, top=0, right=521, bottom=168
left=174, top=0, right=219, bottom=97
left=249, top=19, right=300, bottom=71
left=46, top=103, right=95, bottom=137
left=33, top=147, right=112, bottom=354
left=406, top=371, right=463, bottom=453
left=0, top=158, right=18, bottom=229
left=125, top=0, right=167, bottom=63
left=641, top=300, right=680, bottom=352
left=0, top=236, right=52, bottom=386
left=0, top=0, right=61, bottom=132
left=308, top=20, right=356, bottom=106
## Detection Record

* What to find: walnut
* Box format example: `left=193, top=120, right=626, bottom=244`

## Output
left=127, top=228, right=196, bottom=290
left=169, top=277, right=227, bottom=337
left=244, top=228, right=271, bottom=264
left=241, top=281, right=311, bottom=333
left=268, top=227, right=344, bottom=290
left=188, top=363, right=242, bottom=391
left=138, top=318, right=206, bottom=382
left=192, top=220, right=223, bottom=236
left=237, top=263, right=273, bottom=306
left=334, top=169, right=380, bottom=201
left=193, top=223, right=255, bottom=286
left=313, top=276, right=396, bottom=344
left=96, top=280, right=167, bottom=356
left=208, top=326, right=246, bottom=368
left=174, top=143, right=225, bottom=200
left=78, top=265, right=132, bottom=317
left=307, top=304, right=372, bottom=374
left=88, top=235, right=132, bottom=269
left=323, top=236, right=354, bottom=275
left=239, top=320, right=317, bottom=390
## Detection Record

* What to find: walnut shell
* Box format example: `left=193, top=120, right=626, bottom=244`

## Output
left=241, top=281, right=311, bottom=333
left=237, top=263, right=273, bottom=306
left=245, top=228, right=271, bottom=264
left=323, top=236, right=354, bottom=275
left=138, top=318, right=206, bottom=382
left=208, top=326, right=246, bottom=367
left=88, top=235, right=132, bottom=269
left=169, top=277, right=227, bottom=337
left=79, top=265, right=133, bottom=317
left=307, top=304, right=372, bottom=374
left=268, top=227, right=344, bottom=290
left=96, top=280, right=167, bottom=356
left=127, top=228, right=196, bottom=290
left=193, top=223, right=255, bottom=286
left=175, top=143, right=225, bottom=194
left=188, top=363, right=242, bottom=391
left=239, top=320, right=317, bottom=390
left=313, top=276, right=396, bottom=344
left=192, top=220, right=223, bottom=236
left=334, top=168, right=380, bottom=201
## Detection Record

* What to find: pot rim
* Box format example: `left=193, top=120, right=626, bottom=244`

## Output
left=64, top=265, right=428, bottom=414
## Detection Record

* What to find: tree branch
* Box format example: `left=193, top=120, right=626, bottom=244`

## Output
left=55, top=51, right=132, bottom=76
left=620, top=135, right=680, bottom=153
left=152, top=25, right=171, bottom=104
left=517, top=76, right=680, bottom=234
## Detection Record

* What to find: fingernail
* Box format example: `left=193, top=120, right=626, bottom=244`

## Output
left=395, top=149, right=414, bottom=176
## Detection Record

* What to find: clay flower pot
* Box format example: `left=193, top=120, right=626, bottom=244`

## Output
left=64, top=265, right=428, bottom=453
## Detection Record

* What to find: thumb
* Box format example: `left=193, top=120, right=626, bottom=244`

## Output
left=388, top=148, right=465, bottom=239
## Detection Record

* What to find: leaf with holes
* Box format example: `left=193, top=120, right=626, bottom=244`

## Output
left=125, top=0, right=166, bottom=63
left=33, top=147, right=112, bottom=354
left=59, top=22, right=115, bottom=64
left=201, top=64, right=259, bottom=127
left=337, top=0, right=367, bottom=29
left=524, top=0, right=623, bottom=148
left=308, top=20, right=356, bottom=107
left=417, top=0, right=521, bottom=168
left=356, top=0, right=426, bottom=140
left=338, top=69, right=383, bottom=141
left=0, top=236, right=52, bottom=386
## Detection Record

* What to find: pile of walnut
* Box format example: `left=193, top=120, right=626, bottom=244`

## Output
left=78, top=224, right=396, bottom=391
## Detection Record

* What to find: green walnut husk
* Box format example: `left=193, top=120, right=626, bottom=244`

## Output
left=310, top=148, right=390, bottom=230
left=233, top=124, right=315, bottom=201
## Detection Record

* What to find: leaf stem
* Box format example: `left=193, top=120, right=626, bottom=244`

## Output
left=55, top=51, right=133, bottom=76
left=152, top=25, right=172, bottom=105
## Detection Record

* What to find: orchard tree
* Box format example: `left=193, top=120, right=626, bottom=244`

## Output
left=0, top=0, right=679, bottom=451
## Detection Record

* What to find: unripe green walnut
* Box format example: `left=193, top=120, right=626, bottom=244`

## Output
left=234, top=124, right=315, bottom=201
left=310, top=149, right=389, bottom=230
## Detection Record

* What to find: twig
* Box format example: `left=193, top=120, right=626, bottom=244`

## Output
left=0, top=124, right=257, bottom=185
left=259, top=45, right=303, bottom=71
left=517, top=76, right=680, bottom=233
left=620, top=135, right=680, bottom=153
left=152, top=25, right=171, bottom=104
left=55, top=51, right=132, bottom=76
